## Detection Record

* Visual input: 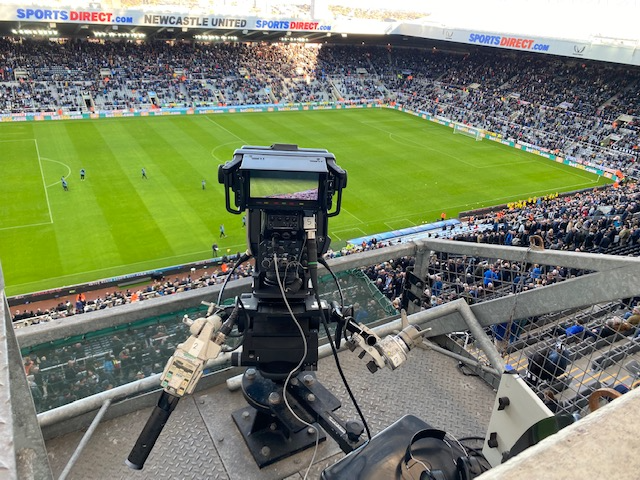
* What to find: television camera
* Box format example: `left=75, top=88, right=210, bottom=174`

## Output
left=126, top=144, right=487, bottom=479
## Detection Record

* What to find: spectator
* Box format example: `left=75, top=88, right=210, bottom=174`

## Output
left=626, top=307, right=640, bottom=326
left=525, top=342, right=569, bottom=387
left=593, top=316, right=634, bottom=338
left=556, top=318, right=597, bottom=340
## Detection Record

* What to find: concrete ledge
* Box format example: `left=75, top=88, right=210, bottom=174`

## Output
left=478, top=385, right=640, bottom=479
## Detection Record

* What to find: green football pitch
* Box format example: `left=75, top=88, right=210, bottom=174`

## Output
left=0, top=108, right=609, bottom=296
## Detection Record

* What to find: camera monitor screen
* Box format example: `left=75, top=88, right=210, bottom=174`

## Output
left=250, top=170, right=319, bottom=201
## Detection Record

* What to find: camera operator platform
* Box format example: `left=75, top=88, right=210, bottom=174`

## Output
left=40, top=327, right=485, bottom=479
left=46, top=307, right=497, bottom=479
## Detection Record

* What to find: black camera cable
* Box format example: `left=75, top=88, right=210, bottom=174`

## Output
left=317, top=256, right=348, bottom=347
left=273, top=251, right=320, bottom=480
left=209, top=251, right=251, bottom=352
left=318, top=256, right=345, bottom=307
left=307, top=230, right=372, bottom=442
left=216, top=250, right=252, bottom=306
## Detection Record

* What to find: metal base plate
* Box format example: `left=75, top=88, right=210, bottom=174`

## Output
left=232, top=405, right=326, bottom=468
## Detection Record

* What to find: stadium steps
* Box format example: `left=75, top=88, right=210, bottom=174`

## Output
left=497, top=74, right=518, bottom=91
left=448, top=302, right=633, bottom=408
left=327, top=78, right=342, bottom=101
left=606, top=241, right=640, bottom=256
left=527, top=328, right=640, bottom=407
left=590, top=333, right=640, bottom=370
left=598, top=80, right=638, bottom=110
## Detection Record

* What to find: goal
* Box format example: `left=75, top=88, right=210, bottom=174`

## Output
left=453, top=123, right=484, bottom=141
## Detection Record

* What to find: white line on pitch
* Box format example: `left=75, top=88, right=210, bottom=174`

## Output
left=202, top=115, right=246, bottom=142
left=34, top=139, right=54, bottom=224
left=341, top=208, right=363, bottom=224
left=0, top=221, right=54, bottom=232
left=8, top=244, right=249, bottom=291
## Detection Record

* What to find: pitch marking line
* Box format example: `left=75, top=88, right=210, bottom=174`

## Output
left=0, top=138, right=54, bottom=230
left=34, top=140, right=55, bottom=224
left=474, top=161, right=536, bottom=169
left=337, top=181, right=597, bottom=229
left=372, top=122, right=481, bottom=169
left=331, top=181, right=601, bottom=231
left=332, top=227, right=368, bottom=242
left=539, top=159, right=603, bottom=182
left=369, top=122, right=592, bottom=176
left=341, top=208, right=364, bottom=224
left=0, top=221, right=54, bottom=232
left=333, top=227, right=367, bottom=236
left=41, top=157, right=72, bottom=188
left=202, top=115, right=246, bottom=142
left=384, top=218, right=415, bottom=231
left=210, top=141, right=239, bottom=161
left=359, top=119, right=412, bottom=124
left=358, top=120, right=468, bottom=166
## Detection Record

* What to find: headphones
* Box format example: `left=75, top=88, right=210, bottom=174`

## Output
left=401, top=429, right=485, bottom=480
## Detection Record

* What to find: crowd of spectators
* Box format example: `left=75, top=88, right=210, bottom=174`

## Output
left=23, top=320, right=193, bottom=412
left=0, top=40, right=637, bottom=177
left=330, top=184, right=640, bottom=410
left=455, top=183, right=640, bottom=253
left=322, top=181, right=640, bottom=317
left=13, top=263, right=253, bottom=326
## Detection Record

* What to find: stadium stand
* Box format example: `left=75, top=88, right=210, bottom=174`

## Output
left=0, top=40, right=637, bottom=177
left=12, top=264, right=254, bottom=326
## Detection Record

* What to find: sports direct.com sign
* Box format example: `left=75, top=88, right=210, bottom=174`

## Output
left=468, top=33, right=551, bottom=51
left=6, top=6, right=333, bottom=31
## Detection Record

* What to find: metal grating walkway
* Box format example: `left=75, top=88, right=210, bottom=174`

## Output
left=45, top=347, right=496, bottom=480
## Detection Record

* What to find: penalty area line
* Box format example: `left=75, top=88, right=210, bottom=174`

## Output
left=341, top=208, right=364, bottom=224
left=202, top=115, right=246, bottom=143
left=0, top=221, right=54, bottom=232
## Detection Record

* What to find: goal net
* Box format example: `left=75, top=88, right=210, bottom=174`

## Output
left=453, top=123, right=484, bottom=141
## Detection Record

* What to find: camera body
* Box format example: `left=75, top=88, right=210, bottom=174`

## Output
left=218, top=144, right=346, bottom=379
left=219, top=143, right=346, bottom=298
